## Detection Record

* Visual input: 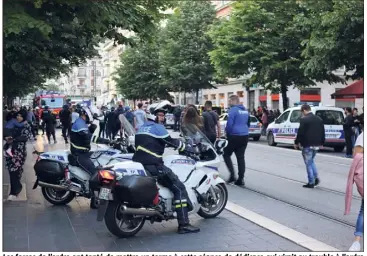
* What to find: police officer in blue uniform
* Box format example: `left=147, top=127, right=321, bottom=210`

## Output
left=70, top=108, right=97, bottom=175
left=132, top=112, right=200, bottom=234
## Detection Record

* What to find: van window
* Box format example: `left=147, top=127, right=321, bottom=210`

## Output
left=275, top=111, right=290, bottom=124
left=290, top=110, right=302, bottom=123
left=315, top=110, right=344, bottom=125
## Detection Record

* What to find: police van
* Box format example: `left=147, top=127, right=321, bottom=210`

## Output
left=266, top=106, right=346, bottom=152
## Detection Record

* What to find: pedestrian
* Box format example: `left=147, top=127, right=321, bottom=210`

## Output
left=261, top=108, right=269, bottom=136
left=202, top=101, right=221, bottom=144
left=41, top=106, right=57, bottom=144
left=134, top=103, right=147, bottom=131
left=359, top=106, right=364, bottom=131
left=106, top=107, right=117, bottom=140
left=26, top=107, right=37, bottom=139
left=345, top=132, right=363, bottom=251
left=343, top=107, right=354, bottom=158
left=294, top=104, right=325, bottom=188
left=59, top=104, right=71, bottom=143
left=173, top=106, right=182, bottom=132
left=34, top=107, right=40, bottom=135
left=223, top=95, right=250, bottom=186
left=268, top=110, right=275, bottom=124
left=3, top=105, right=10, bottom=123
left=98, top=107, right=106, bottom=138
left=181, top=105, right=204, bottom=133
left=4, top=111, right=33, bottom=201
left=124, top=106, right=135, bottom=127
left=71, top=105, right=79, bottom=124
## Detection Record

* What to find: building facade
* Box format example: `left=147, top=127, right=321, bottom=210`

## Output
left=201, top=1, right=359, bottom=111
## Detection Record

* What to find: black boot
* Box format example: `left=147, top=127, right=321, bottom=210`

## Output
left=178, top=224, right=200, bottom=234
left=227, top=176, right=235, bottom=183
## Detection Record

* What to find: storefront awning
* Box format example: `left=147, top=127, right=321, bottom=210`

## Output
left=331, top=80, right=364, bottom=99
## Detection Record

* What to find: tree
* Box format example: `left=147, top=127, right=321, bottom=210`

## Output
left=4, top=0, right=176, bottom=98
left=159, top=1, right=218, bottom=104
left=209, top=0, right=316, bottom=110
left=114, top=36, right=172, bottom=102
left=297, top=0, right=363, bottom=80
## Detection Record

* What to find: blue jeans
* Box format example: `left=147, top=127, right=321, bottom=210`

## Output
left=355, top=200, right=364, bottom=237
left=302, top=147, right=318, bottom=184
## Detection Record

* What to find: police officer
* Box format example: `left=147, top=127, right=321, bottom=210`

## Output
left=41, top=106, right=57, bottom=144
left=70, top=107, right=109, bottom=208
left=70, top=108, right=96, bottom=175
left=132, top=113, right=200, bottom=234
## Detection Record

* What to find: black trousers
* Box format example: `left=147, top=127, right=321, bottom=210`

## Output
left=61, top=122, right=70, bottom=142
left=345, top=132, right=353, bottom=156
left=46, top=128, right=56, bottom=142
left=99, top=123, right=106, bottom=138
left=75, top=153, right=96, bottom=176
left=144, top=164, right=190, bottom=226
left=174, top=117, right=180, bottom=131
left=223, top=135, right=249, bottom=181
left=9, top=170, right=23, bottom=196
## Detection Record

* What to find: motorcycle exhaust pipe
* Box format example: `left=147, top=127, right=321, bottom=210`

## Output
left=38, top=181, right=68, bottom=191
left=37, top=181, right=82, bottom=193
left=121, top=205, right=164, bottom=219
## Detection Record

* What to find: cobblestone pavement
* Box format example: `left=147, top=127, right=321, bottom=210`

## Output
left=3, top=132, right=307, bottom=252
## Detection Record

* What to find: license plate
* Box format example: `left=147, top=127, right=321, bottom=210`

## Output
left=99, top=187, right=111, bottom=200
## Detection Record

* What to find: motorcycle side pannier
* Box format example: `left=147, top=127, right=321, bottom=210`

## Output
left=34, top=159, right=65, bottom=183
left=115, top=175, right=158, bottom=207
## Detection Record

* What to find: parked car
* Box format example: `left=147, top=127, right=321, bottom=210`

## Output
left=219, top=113, right=262, bottom=141
left=266, top=106, right=346, bottom=152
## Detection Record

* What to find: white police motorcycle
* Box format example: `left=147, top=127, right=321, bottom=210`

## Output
left=90, top=124, right=229, bottom=238
left=33, top=107, right=135, bottom=206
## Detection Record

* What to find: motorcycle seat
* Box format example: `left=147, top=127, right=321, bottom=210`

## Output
left=68, top=154, right=79, bottom=167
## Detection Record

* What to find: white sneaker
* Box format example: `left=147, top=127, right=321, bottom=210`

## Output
left=349, top=241, right=361, bottom=251
left=6, top=195, right=17, bottom=201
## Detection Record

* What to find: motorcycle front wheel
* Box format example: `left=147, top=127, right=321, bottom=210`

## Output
left=198, top=183, right=228, bottom=219
left=104, top=201, right=145, bottom=238
left=41, top=187, right=76, bottom=205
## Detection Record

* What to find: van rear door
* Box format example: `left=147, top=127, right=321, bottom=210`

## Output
left=314, top=109, right=345, bottom=144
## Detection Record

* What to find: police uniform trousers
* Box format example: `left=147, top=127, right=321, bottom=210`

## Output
left=144, top=164, right=191, bottom=225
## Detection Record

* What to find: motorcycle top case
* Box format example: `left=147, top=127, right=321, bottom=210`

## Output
left=34, top=159, right=65, bottom=183
left=115, top=175, right=158, bottom=207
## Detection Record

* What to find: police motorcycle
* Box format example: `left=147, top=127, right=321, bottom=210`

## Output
left=32, top=106, right=135, bottom=206
left=89, top=123, right=229, bottom=238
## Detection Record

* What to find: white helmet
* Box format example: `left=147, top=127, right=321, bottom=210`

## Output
left=146, top=113, right=156, bottom=121
left=35, top=107, right=40, bottom=110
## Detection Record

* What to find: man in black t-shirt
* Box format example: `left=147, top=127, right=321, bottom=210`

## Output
left=202, top=101, right=221, bottom=144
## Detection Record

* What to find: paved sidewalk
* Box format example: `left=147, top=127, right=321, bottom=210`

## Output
left=3, top=132, right=306, bottom=252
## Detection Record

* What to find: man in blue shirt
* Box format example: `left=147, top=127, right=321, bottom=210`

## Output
left=224, top=95, right=250, bottom=186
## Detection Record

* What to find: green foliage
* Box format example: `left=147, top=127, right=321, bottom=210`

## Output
left=209, top=0, right=316, bottom=110
left=4, top=0, right=175, bottom=98
left=159, top=1, right=218, bottom=103
left=114, top=35, right=172, bottom=101
left=298, top=0, right=364, bottom=80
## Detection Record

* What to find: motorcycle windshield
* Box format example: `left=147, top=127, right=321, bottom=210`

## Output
left=181, top=124, right=213, bottom=148
left=119, top=114, right=136, bottom=136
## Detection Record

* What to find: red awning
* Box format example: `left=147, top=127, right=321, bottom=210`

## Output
left=331, top=80, right=364, bottom=99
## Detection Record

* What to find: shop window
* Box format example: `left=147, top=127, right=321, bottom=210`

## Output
left=211, top=94, right=216, bottom=100
left=227, top=92, right=233, bottom=98
left=300, top=88, right=320, bottom=95
left=219, top=93, right=225, bottom=99
left=237, top=91, right=244, bottom=97
left=204, top=95, right=208, bottom=100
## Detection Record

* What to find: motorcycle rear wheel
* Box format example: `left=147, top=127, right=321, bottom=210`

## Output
left=104, top=202, right=145, bottom=238
left=41, top=187, right=76, bottom=205
left=198, top=183, right=228, bottom=219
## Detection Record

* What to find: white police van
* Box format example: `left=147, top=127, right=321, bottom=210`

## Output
left=219, top=113, right=262, bottom=141
left=266, top=106, right=346, bottom=152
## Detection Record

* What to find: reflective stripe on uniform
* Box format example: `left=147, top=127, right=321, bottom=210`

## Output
left=71, top=127, right=88, bottom=132
left=178, top=141, right=185, bottom=152
left=175, top=203, right=188, bottom=208
left=136, top=132, right=169, bottom=139
left=136, top=146, right=163, bottom=158
left=91, top=135, right=98, bottom=143
left=174, top=199, right=187, bottom=204
left=71, top=142, right=89, bottom=151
